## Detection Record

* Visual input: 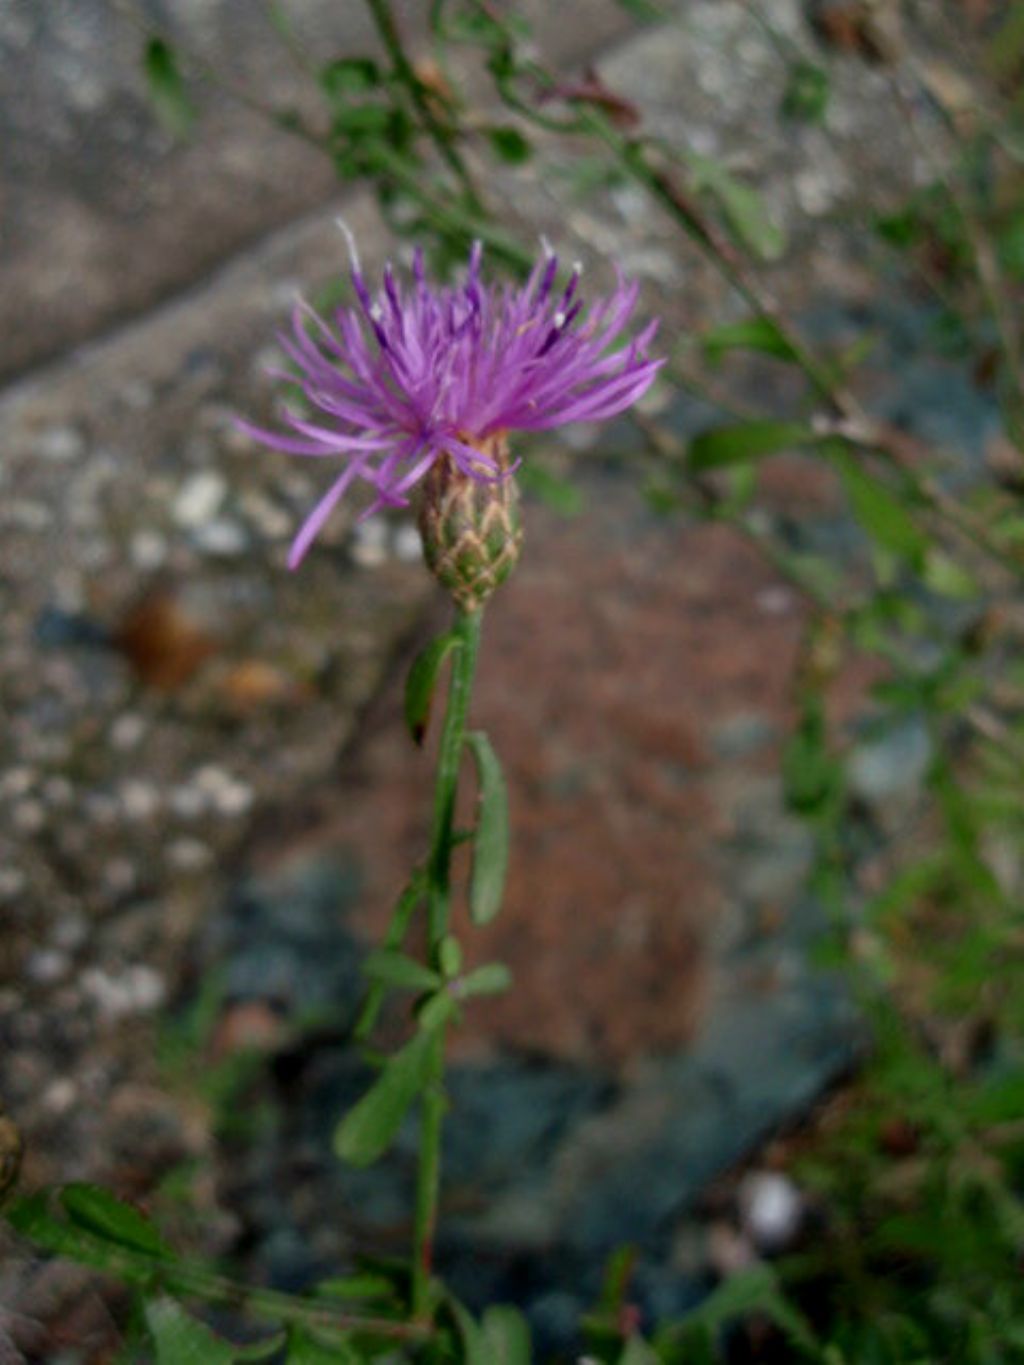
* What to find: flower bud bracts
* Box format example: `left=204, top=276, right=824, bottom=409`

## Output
left=419, top=433, right=522, bottom=612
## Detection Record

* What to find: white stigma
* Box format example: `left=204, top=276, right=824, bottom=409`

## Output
left=553, top=311, right=566, bottom=328
left=539, top=233, right=555, bottom=259
left=335, top=217, right=362, bottom=273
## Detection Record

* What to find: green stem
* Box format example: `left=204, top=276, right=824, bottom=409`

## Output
left=411, top=607, right=483, bottom=1320
left=364, top=0, right=483, bottom=209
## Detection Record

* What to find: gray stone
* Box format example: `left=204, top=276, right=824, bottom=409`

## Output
left=848, top=715, right=932, bottom=803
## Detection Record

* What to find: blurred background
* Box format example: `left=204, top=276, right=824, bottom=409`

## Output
left=2, top=1, right=1024, bottom=1361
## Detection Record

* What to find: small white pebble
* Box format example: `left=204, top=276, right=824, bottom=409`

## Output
left=795, top=168, right=834, bottom=218
left=42, top=1078, right=77, bottom=1114
left=111, top=714, right=146, bottom=751
left=166, top=836, right=212, bottom=872
left=130, top=529, right=168, bottom=570
left=240, top=490, right=291, bottom=540
left=26, top=948, right=70, bottom=985
left=52, top=913, right=87, bottom=952
left=169, top=784, right=208, bottom=820
left=739, top=1171, right=804, bottom=1251
left=81, top=964, right=166, bottom=1020
left=172, top=471, right=227, bottom=529
left=193, top=517, right=248, bottom=557
left=0, top=768, right=35, bottom=799
left=120, top=780, right=159, bottom=821
left=350, top=517, right=389, bottom=568
left=13, top=800, right=46, bottom=834
left=103, top=858, right=137, bottom=895
left=194, top=765, right=231, bottom=796
left=392, top=522, right=423, bottom=563
left=214, top=781, right=253, bottom=818
left=36, top=426, right=86, bottom=463
left=42, top=776, right=73, bottom=808
left=0, top=868, right=27, bottom=900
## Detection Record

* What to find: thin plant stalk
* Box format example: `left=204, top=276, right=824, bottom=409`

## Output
left=364, top=0, right=484, bottom=211
left=412, top=607, right=483, bottom=1319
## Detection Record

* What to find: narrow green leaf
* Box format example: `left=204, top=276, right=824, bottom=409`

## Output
left=286, top=1327, right=360, bottom=1364
left=780, top=60, right=830, bottom=123
left=829, top=448, right=928, bottom=564
left=619, top=1335, right=660, bottom=1365
left=997, top=213, right=1024, bottom=280
left=439, top=935, right=463, bottom=978
left=362, top=949, right=441, bottom=994
left=689, top=420, right=818, bottom=471
left=334, top=1028, right=436, bottom=1167
left=145, top=1297, right=237, bottom=1365
left=922, top=549, right=978, bottom=600
left=487, top=126, right=532, bottom=163
left=319, top=57, right=381, bottom=100
left=233, top=1335, right=286, bottom=1362
left=313, top=1272, right=397, bottom=1303
left=405, top=632, right=461, bottom=745
left=614, top=0, right=664, bottom=17
left=666, top=1264, right=819, bottom=1355
left=449, top=1297, right=490, bottom=1365
left=143, top=38, right=196, bottom=139
left=8, top=1190, right=174, bottom=1282
left=61, top=1184, right=172, bottom=1259
left=784, top=700, right=843, bottom=815
left=465, top=731, right=509, bottom=925
left=481, top=1305, right=532, bottom=1365
left=354, top=871, right=428, bottom=1040
left=701, top=317, right=798, bottom=365
left=990, top=4, right=1024, bottom=75
left=457, top=963, right=512, bottom=999
left=686, top=152, right=786, bottom=261
left=416, top=989, right=458, bottom=1033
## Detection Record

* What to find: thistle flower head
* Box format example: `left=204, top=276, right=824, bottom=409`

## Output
left=241, top=236, right=662, bottom=569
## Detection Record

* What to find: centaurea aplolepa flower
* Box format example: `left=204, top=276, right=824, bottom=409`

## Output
left=241, top=235, right=662, bottom=570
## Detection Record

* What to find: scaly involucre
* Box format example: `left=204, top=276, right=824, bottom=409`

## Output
left=241, top=240, right=662, bottom=568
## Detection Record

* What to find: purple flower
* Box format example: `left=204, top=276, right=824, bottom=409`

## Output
left=241, top=236, right=662, bottom=568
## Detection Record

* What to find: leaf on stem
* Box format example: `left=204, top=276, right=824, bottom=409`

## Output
left=618, top=1336, right=660, bottom=1365
left=684, top=151, right=786, bottom=261
left=143, top=39, right=196, bottom=140
left=145, top=1297, right=237, bottom=1365
left=354, top=871, right=427, bottom=1041
left=60, top=1183, right=172, bottom=1259
left=405, top=631, right=462, bottom=745
left=448, top=1296, right=490, bottom=1365
left=828, top=446, right=928, bottom=565
left=457, top=963, right=512, bottom=999
left=688, top=420, right=819, bottom=471
left=286, top=1327, right=360, bottom=1364
left=660, top=1263, right=820, bottom=1355
left=481, top=1305, right=533, bottom=1364
left=319, top=57, right=381, bottom=101
left=701, top=317, right=799, bottom=365
left=362, top=949, right=442, bottom=994
left=334, top=1028, right=438, bottom=1168
left=780, top=61, right=830, bottom=123
left=487, top=126, right=532, bottom=163
left=465, top=731, right=509, bottom=926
